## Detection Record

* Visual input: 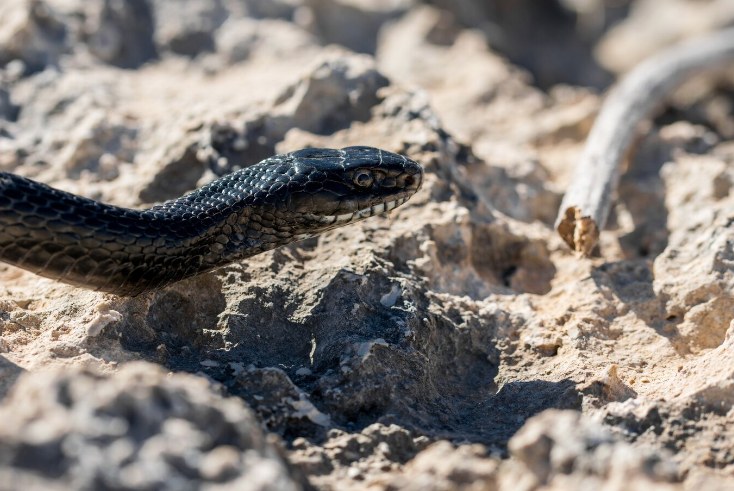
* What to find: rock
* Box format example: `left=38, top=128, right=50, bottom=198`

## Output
left=0, top=0, right=69, bottom=73
left=377, top=6, right=543, bottom=146
left=291, top=423, right=429, bottom=488
left=150, top=0, right=228, bottom=57
left=214, top=17, right=317, bottom=65
left=376, top=6, right=585, bottom=223
left=373, top=441, right=499, bottom=491
left=417, top=0, right=613, bottom=89
left=137, top=131, right=208, bottom=202
left=0, top=86, right=19, bottom=121
left=238, top=0, right=302, bottom=20
left=507, top=410, right=680, bottom=491
left=653, top=158, right=734, bottom=353
left=186, top=50, right=389, bottom=176
left=83, top=0, right=157, bottom=68
left=0, top=362, right=310, bottom=490
left=597, top=0, right=734, bottom=74
left=302, top=0, right=412, bottom=54
left=0, top=3, right=734, bottom=490
left=230, top=365, right=332, bottom=440
left=268, top=50, right=389, bottom=137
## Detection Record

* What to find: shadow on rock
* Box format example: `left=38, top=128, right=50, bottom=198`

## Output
left=0, top=356, right=24, bottom=400
left=479, top=379, right=581, bottom=449
left=98, top=236, right=581, bottom=451
left=111, top=271, right=229, bottom=372
left=590, top=260, right=687, bottom=354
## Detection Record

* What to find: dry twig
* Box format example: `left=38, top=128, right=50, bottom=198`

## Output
left=555, top=28, right=734, bottom=255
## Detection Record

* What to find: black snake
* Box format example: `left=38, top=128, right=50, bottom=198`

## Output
left=0, top=147, right=422, bottom=296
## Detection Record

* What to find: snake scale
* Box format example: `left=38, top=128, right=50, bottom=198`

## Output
left=0, top=147, right=423, bottom=296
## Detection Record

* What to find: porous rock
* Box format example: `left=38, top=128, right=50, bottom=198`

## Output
left=0, top=362, right=309, bottom=491
left=372, top=441, right=499, bottom=491
left=1, top=2, right=734, bottom=491
left=0, top=0, right=69, bottom=73
left=301, top=0, right=412, bottom=55
left=596, top=0, right=734, bottom=74
left=150, top=0, right=228, bottom=57
left=506, top=410, right=680, bottom=491
left=82, top=0, right=157, bottom=68
left=0, top=86, right=19, bottom=121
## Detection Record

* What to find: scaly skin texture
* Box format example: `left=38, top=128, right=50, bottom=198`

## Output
left=0, top=147, right=423, bottom=295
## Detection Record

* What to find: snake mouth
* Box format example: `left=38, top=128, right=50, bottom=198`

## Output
left=303, top=193, right=414, bottom=228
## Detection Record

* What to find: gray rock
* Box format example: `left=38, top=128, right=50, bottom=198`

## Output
left=84, top=0, right=158, bottom=68
left=237, top=0, right=302, bottom=20
left=0, top=0, right=69, bottom=73
left=369, top=441, right=498, bottom=491
left=422, top=0, right=614, bottom=89
left=230, top=365, right=332, bottom=440
left=302, top=0, right=413, bottom=54
left=0, top=362, right=310, bottom=491
left=508, top=410, right=680, bottom=491
left=1, top=3, right=734, bottom=491
left=179, top=51, right=389, bottom=177
left=214, top=17, right=317, bottom=65
left=267, top=51, right=389, bottom=134
left=0, top=87, right=19, bottom=121
left=150, top=0, right=228, bottom=57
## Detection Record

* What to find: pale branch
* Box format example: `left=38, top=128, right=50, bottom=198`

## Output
left=555, top=28, right=734, bottom=256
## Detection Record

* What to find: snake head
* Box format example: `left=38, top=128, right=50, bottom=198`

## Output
left=282, top=146, right=423, bottom=232
left=218, top=146, right=423, bottom=252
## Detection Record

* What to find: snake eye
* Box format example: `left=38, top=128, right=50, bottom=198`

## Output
left=353, top=170, right=374, bottom=188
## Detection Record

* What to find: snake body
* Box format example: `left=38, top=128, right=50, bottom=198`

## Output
left=0, top=147, right=422, bottom=296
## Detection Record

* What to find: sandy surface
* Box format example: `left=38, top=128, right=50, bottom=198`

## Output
left=1, top=0, right=734, bottom=490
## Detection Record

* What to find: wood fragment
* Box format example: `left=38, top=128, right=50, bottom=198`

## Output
left=555, top=28, right=734, bottom=256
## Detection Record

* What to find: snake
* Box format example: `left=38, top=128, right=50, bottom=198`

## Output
left=0, top=147, right=422, bottom=296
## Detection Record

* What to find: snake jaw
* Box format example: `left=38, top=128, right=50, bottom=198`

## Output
left=302, top=195, right=413, bottom=230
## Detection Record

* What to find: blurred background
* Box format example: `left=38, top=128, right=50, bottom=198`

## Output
left=2, top=0, right=733, bottom=86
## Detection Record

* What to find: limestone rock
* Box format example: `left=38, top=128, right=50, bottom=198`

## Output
left=507, top=410, right=680, bottom=491
left=0, top=362, right=309, bottom=490
left=0, top=2, right=733, bottom=490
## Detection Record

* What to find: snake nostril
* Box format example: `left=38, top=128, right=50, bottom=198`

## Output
left=405, top=175, right=415, bottom=186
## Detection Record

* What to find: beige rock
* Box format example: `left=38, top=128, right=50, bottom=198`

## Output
left=1, top=2, right=734, bottom=491
left=0, top=362, right=308, bottom=490
left=597, top=0, right=734, bottom=74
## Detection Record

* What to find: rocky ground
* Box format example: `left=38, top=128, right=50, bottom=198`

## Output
left=0, top=0, right=734, bottom=490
